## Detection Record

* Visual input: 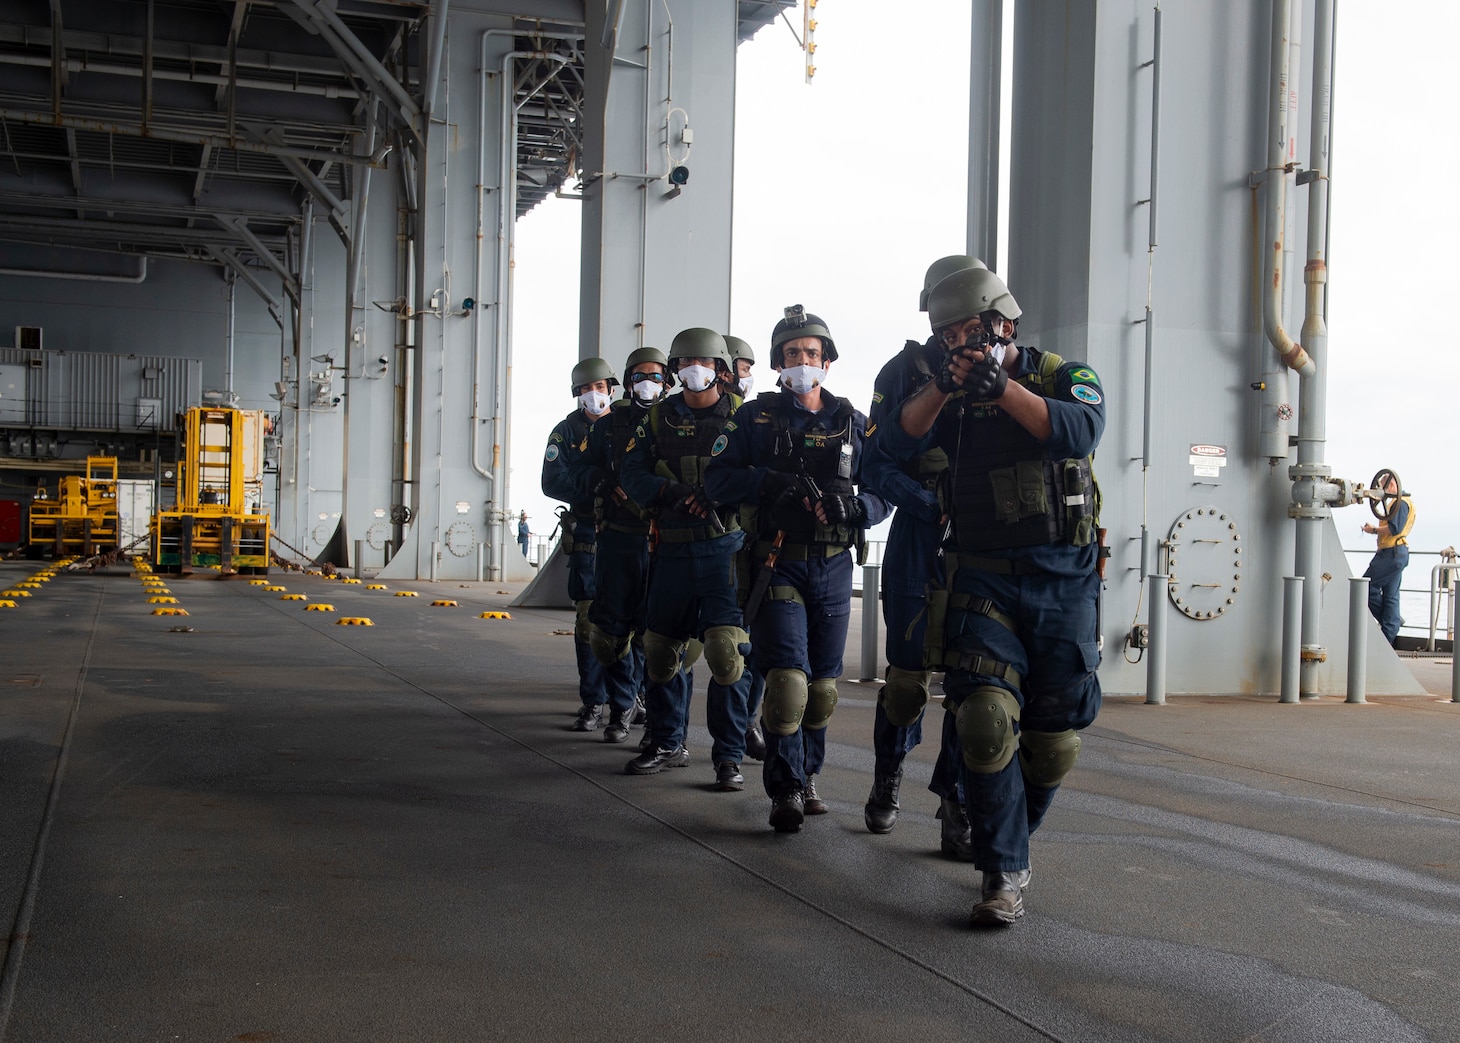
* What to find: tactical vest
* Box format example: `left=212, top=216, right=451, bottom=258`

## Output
left=1379, top=495, right=1416, bottom=549
left=562, top=409, right=595, bottom=519
left=649, top=392, right=741, bottom=536
left=598, top=401, right=650, bottom=531
left=755, top=390, right=857, bottom=547
left=947, top=348, right=1099, bottom=551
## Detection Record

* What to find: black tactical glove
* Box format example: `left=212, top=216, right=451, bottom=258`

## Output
left=820, top=493, right=867, bottom=527
left=934, top=349, right=962, bottom=394
left=759, top=470, right=802, bottom=507
left=660, top=480, right=695, bottom=509
left=965, top=352, right=1009, bottom=401
left=588, top=468, right=617, bottom=499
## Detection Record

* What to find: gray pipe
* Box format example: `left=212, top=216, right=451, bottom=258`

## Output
left=1145, top=574, right=1167, bottom=705
left=966, top=0, right=1002, bottom=265
left=859, top=565, right=882, bottom=682
left=1346, top=576, right=1367, bottom=704
left=0, top=257, right=147, bottom=283
left=1280, top=576, right=1303, bottom=703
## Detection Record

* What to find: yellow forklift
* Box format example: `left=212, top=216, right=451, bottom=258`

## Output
left=26, top=456, right=121, bottom=558
left=152, top=407, right=271, bottom=575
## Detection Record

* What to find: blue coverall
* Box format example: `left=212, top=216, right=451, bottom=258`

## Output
left=705, top=387, right=890, bottom=799
left=619, top=393, right=752, bottom=765
left=541, top=407, right=639, bottom=718
left=1364, top=496, right=1412, bottom=645
left=875, top=349, right=1105, bottom=872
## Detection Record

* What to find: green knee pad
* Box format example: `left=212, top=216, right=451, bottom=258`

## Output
left=702, top=625, right=748, bottom=686
left=762, top=668, right=809, bottom=736
left=683, top=638, right=703, bottom=672
left=573, top=600, right=592, bottom=643
left=587, top=622, right=631, bottom=666
left=803, top=677, right=839, bottom=730
left=880, top=665, right=932, bottom=727
left=643, top=630, right=687, bottom=684
left=955, top=686, right=1020, bottom=774
left=1019, top=728, right=1082, bottom=788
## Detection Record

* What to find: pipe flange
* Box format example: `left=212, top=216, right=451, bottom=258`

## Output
left=1165, top=506, right=1242, bottom=621
left=366, top=521, right=390, bottom=551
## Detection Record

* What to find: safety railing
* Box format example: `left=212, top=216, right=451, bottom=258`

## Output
left=1343, top=546, right=1456, bottom=652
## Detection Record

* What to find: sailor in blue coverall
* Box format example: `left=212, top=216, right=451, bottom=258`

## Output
left=880, top=267, right=1104, bottom=926
left=618, top=328, right=754, bottom=790
left=859, top=256, right=989, bottom=856
left=705, top=307, right=889, bottom=833
left=541, top=357, right=642, bottom=734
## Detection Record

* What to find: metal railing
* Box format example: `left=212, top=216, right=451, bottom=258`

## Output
left=1342, top=546, right=1456, bottom=652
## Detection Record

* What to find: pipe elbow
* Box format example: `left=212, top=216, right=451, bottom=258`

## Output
left=1264, top=318, right=1315, bottom=377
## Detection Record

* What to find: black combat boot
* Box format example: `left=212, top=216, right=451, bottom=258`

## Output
left=863, top=765, right=903, bottom=834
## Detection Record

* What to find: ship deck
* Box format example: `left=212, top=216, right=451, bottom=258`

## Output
left=2, top=559, right=1457, bottom=1042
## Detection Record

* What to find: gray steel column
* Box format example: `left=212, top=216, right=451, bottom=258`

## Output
left=966, top=0, right=1002, bottom=266
left=580, top=0, right=736, bottom=373
left=1346, top=576, right=1367, bottom=704
left=1145, top=574, right=1167, bottom=705
left=860, top=565, right=881, bottom=682
left=1280, top=576, right=1303, bottom=703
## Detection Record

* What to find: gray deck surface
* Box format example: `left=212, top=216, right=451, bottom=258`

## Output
left=2, top=559, right=1457, bottom=1043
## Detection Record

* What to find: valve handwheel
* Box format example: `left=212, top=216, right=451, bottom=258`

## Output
left=1369, top=468, right=1402, bottom=521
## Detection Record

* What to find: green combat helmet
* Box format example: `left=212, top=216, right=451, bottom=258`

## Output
left=724, top=335, right=755, bottom=366
left=668, top=327, right=732, bottom=370
left=624, top=345, right=673, bottom=389
left=770, top=305, right=838, bottom=368
left=920, top=254, right=988, bottom=311
left=570, top=356, right=619, bottom=395
left=926, top=267, right=1022, bottom=332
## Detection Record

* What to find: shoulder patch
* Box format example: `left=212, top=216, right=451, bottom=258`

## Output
left=724, top=420, right=738, bottom=433
left=634, top=423, right=648, bottom=439
left=1070, top=367, right=1099, bottom=384
left=578, top=437, right=588, bottom=451
left=545, top=444, right=560, bottom=462
left=549, top=431, right=564, bottom=444
left=625, top=436, right=636, bottom=453
left=1071, top=384, right=1102, bottom=405
left=871, top=391, right=884, bottom=405
left=865, top=422, right=878, bottom=437
left=711, top=433, right=729, bottom=456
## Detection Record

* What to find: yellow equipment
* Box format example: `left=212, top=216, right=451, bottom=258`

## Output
left=152, top=407, right=271, bottom=575
left=27, top=456, right=121, bottom=558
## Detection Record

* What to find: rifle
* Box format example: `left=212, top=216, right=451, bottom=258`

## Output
left=742, top=531, right=786, bottom=627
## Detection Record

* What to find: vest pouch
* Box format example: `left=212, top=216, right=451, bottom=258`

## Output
left=1063, top=458, right=1095, bottom=547
left=989, top=460, right=1050, bottom=525
left=922, top=582, right=950, bottom=671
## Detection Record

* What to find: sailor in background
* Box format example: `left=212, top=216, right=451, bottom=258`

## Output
left=1361, top=472, right=1415, bottom=646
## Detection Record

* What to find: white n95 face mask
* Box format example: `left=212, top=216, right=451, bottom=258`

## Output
left=577, top=389, right=610, bottom=414
left=678, top=365, right=717, bottom=393
left=632, top=380, right=662, bottom=403
left=779, top=365, right=823, bottom=395
left=737, top=375, right=754, bottom=397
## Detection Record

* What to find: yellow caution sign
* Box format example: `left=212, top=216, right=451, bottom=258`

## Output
left=337, top=617, right=375, bottom=626
left=479, top=611, right=512, bottom=620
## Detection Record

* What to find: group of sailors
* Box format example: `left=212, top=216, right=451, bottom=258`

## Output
left=541, top=257, right=1107, bottom=927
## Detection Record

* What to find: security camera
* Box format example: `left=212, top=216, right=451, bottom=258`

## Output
left=668, top=165, right=690, bottom=186
left=377, top=355, right=389, bottom=366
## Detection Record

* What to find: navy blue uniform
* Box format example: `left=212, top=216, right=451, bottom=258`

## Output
left=705, top=387, right=890, bottom=799
left=861, top=337, right=961, bottom=801
left=541, top=408, right=637, bottom=717
left=580, top=400, right=652, bottom=709
left=620, top=391, right=752, bottom=765
left=876, top=348, right=1104, bottom=873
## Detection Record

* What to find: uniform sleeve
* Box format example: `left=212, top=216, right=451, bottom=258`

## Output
left=703, top=401, right=766, bottom=507
left=1043, top=361, right=1106, bottom=460
left=541, top=419, right=578, bottom=503
left=850, top=409, right=892, bottom=527
left=862, top=352, right=940, bottom=517
left=1388, top=498, right=1410, bottom=533
left=618, top=414, right=666, bottom=509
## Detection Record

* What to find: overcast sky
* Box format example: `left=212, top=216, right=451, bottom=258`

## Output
left=507, top=1, right=1457, bottom=570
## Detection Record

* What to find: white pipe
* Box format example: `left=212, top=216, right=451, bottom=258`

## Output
left=1262, top=0, right=1315, bottom=378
